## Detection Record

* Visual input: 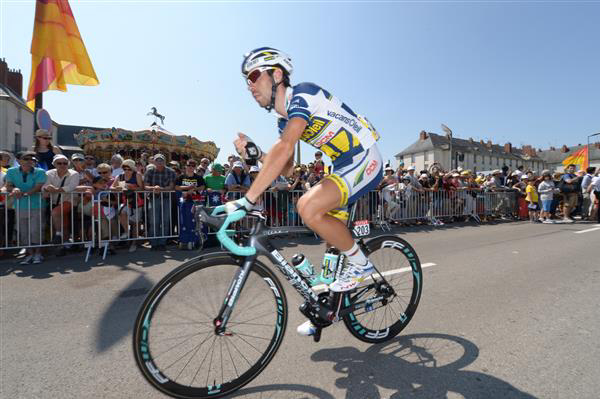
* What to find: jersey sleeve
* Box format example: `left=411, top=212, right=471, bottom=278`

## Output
left=287, top=83, right=322, bottom=123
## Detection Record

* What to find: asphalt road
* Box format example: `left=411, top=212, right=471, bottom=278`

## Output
left=1, top=220, right=599, bottom=399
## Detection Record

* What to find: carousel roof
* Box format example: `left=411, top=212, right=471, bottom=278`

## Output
left=74, top=126, right=220, bottom=160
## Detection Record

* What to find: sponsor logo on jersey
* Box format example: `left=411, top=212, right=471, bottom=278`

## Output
left=301, top=116, right=331, bottom=142
left=327, top=111, right=362, bottom=133
left=314, top=130, right=336, bottom=147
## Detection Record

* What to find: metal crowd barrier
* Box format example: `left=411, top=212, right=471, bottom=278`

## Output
left=0, top=192, right=94, bottom=252
left=2, top=187, right=519, bottom=262
left=95, top=190, right=179, bottom=259
left=382, top=188, right=518, bottom=223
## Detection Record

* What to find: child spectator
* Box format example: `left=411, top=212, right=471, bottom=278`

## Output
left=538, top=170, right=559, bottom=223
left=525, top=177, right=540, bottom=223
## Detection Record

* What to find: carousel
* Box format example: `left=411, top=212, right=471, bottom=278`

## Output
left=74, top=125, right=220, bottom=163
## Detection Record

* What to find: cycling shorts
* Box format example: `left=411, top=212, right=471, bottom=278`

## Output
left=324, top=145, right=383, bottom=221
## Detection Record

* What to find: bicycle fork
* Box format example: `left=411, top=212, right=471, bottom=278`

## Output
left=213, top=255, right=256, bottom=335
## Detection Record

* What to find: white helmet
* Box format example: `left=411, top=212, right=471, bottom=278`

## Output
left=241, top=47, right=293, bottom=76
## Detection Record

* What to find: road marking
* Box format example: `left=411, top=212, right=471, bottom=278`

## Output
left=574, top=224, right=600, bottom=234
left=313, top=262, right=437, bottom=292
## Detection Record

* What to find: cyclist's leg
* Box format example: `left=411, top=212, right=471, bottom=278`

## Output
left=296, top=179, right=354, bottom=251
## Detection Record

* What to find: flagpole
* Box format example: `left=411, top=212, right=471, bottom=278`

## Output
left=33, top=92, right=43, bottom=131
left=589, top=132, right=600, bottom=169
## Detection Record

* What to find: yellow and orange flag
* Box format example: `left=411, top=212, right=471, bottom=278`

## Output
left=562, top=146, right=589, bottom=170
left=26, top=0, right=98, bottom=110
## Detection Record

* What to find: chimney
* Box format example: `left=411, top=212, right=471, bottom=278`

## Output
left=7, top=68, right=23, bottom=97
left=504, top=142, right=512, bottom=153
left=0, top=58, right=7, bottom=86
left=486, top=140, right=492, bottom=148
left=419, top=130, right=428, bottom=141
left=561, top=145, right=569, bottom=153
left=469, top=137, right=474, bottom=143
left=550, top=146, right=556, bottom=151
left=479, top=139, right=484, bottom=145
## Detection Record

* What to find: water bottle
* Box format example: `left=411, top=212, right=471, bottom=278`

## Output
left=321, top=247, right=340, bottom=284
left=291, top=254, right=317, bottom=285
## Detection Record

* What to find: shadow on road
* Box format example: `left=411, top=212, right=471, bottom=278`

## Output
left=229, top=383, right=336, bottom=399
left=311, top=332, right=538, bottom=399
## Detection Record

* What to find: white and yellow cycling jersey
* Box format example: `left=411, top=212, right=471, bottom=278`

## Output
left=277, top=83, right=380, bottom=169
left=277, top=82, right=383, bottom=215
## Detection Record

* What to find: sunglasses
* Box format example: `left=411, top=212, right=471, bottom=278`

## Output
left=21, top=157, right=35, bottom=161
left=73, top=158, right=84, bottom=162
left=55, top=162, right=68, bottom=166
left=122, top=167, right=132, bottom=171
left=99, top=171, right=110, bottom=175
left=246, top=66, right=275, bottom=85
left=39, top=136, right=51, bottom=140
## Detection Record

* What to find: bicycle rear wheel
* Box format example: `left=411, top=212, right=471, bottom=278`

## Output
left=343, top=235, right=422, bottom=344
left=133, top=254, right=288, bottom=399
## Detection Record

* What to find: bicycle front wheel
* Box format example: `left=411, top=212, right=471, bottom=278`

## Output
left=133, top=254, right=288, bottom=399
left=343, top=235, right=422, bottom=344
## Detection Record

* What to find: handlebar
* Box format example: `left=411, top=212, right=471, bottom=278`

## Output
left=195, top=205, right=257, bottom=257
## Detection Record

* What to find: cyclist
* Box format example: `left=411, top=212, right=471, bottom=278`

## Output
left=227, top=47, right=383, bottom=335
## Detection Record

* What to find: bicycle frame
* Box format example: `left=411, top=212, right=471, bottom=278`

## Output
left=211, top=203, right=380, bottom=334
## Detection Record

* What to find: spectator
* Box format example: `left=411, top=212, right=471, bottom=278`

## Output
left=405, top=166, right=423, bottom=189
left=112, top=159, right=144, bottom=251
left=304, top=162, right=320, bottom=189
left=84, top=154, right=99, bottom=177
left=143, top=154, right=176, bottom=250
left=70, top=153, right=91, bottom=185
left=225, top=161, right=251, bottom=195
left=4, top=151, right=47, bottom=264
left=96, top=163, right=114, bottom=185
left=32, top=129, right=62, bottom=171
left=0, top=150, right=12, bottom=172
left=559, top=164, right=580, bottom=222
left=0, top=162, right=15, bottom=250
left=223, top=163, right=231, bottom=176
left=313, top=151, right=325, bottom=174
left=248, top=165, right=260, bottom=183
left=287, top=166, right=306, bottom=192
left=587, top=170, right=600, bottom=222
left=43, top=154, right=80, bottom=252
left=525, top=176, right=540, bottom=223
left=110, top=154, right=124, bottom=178
left=205, top=163, right=226, bottom=192
left=198, top=158, right=210, bottom=177
left=176, top=160, right=206, bottom=200
left=581, top=166, right=596, bottom=220
left=538, top=170, right=559, bottom=223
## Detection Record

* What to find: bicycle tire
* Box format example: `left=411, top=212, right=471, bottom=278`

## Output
left=133, top=254, right=288, bottom=399
left=342, top=235, right=422, bottom=344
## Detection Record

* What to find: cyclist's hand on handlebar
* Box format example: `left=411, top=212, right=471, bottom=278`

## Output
left=224, top=195, right=255, bottom=214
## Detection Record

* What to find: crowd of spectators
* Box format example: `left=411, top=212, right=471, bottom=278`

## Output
left=376, top=162, right=600, bottom=225
left=1, top=130, right=600, bottom=264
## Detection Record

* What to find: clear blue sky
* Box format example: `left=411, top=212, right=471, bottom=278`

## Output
left=2, top=1, right=599, bottom=166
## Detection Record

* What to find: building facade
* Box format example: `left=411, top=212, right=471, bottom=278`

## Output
left=0, top=59, right=58, bottom=153
left=395, top=131, right=546, bottom=173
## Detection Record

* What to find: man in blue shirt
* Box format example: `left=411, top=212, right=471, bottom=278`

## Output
left=4, top=151, right=47, bottom=264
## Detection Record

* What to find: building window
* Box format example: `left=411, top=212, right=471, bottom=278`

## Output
left=496, top=157, right=500, bottom=166
left=411, top=154, right=415, bottom=164
left=424, top=151, right=429, bottom=162
left=14, top=133, right=22, bottom=152
left=474, top=154, right=478, bottom=164
left=16, top=108, right=22, bottom=125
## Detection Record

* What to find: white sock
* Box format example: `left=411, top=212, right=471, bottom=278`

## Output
left=343, top=242, right=368, bottom=267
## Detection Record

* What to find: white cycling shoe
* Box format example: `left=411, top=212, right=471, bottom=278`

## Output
left=328, top=260, right=375, bottom=292
left=297, top=320, right=318, bottom=336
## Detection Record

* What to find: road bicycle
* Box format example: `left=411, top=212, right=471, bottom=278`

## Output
left=133, top=201, right=423, bottom=398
